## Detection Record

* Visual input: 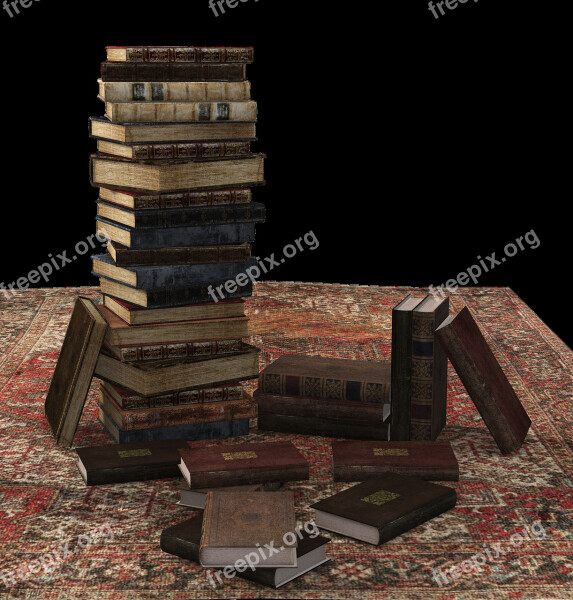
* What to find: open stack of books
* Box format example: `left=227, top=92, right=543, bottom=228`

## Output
left=88, top=46, right=265, bottom=443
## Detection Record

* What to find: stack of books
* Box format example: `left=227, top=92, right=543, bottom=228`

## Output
left=88, top=45, right=265, bottom=444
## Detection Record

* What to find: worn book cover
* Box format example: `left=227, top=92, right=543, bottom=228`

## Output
left=105, top=46, right=254, bottom=63
left=100, top=62, right=247, bottom=82
left=97, top=140, right=252, bottom=161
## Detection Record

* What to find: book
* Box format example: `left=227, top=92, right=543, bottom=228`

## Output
left=435, top=306, right=532, bottom=454
left=258, top=354, right=391, bottom=403
left=178, top=441, right=309, bottom=489
left=105, top=100, right=257, bottom=123
left=89, top=117, right=257, bottom=144
left=96, top=200, right=265, bottom=229
left=310, top=473, right=457, bottom=545
left=98, top=276, right=252, bottom=309
left=102, top=295, right=245, bottom=326
left=410, top=295, right=449, bottom=441
left=99, top=384, right=257, bottom=431
left=177, top=482, right=282, bottom=510
left=254, top=389, right=390, bottom=423
left=161, top=515, right=330, bottom=588
left=257, top=413, right=390, bottom=441
left=102, top=380, right=244, bottom=410
left=75, top=438, right=189, bottom=485
left=94, top=343, right=259, bottom=397
left=44, top=297, right=108, bottom=446
left=107, top=240, right=251, bottom=268
left=331, top=440, right=459, bottom=481
left=98, top=186, right=252, bottom=211
left=100, top=62, right=247, bottom=82
left=97, top=303, right=248, bottom=347
left=97, top=140, right=252, bottom=161
left=98, top=80, right=251, bottom=102
left=390, top=295, right=425, bottom=441
left=200, top=491, right=297, bottom=567
left=105, top=46, right=254, bottom=63
left=98, top=403, right=250, bottom=444
left=90, top=153, right=265, bottom=192
left=93, top=252, right=260, bottom=289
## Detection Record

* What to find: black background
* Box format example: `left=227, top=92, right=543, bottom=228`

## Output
left=1, top=1, right=567, bottom=345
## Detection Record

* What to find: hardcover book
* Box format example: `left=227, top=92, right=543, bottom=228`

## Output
left=331, top=440, right=459, bottom=482
left=105, top=46, right=254, bottom=63
left=310, top=473, right=457, bottom=545
left=75, top=438, right=189, bottom=485
left=258, top=354, right=391, bottom=403
left=409, top=295, right=449, bottom=441
left=435, top=306, right=532, bottom=454
left=97, top=140, right=252, bottom=161
left=178, top=441, right=309, bottom=488
left=44, top=297, right=108, bottom=446
left=161, top=515, right=330, bottom=588
left=200, top=491, right=298, bottom=567
left=177, top=482, right=281, bottom=509
left=100, top=62, right=247, bottom=82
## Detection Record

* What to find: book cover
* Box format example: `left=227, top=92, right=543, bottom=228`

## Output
left=97, top=140, right=252, bottom=161
left=100, top=62, right=247, bottom=82
left=105, top=46, right=254, bottom=63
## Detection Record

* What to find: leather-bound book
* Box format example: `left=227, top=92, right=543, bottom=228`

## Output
left=310, top=473, right=457, bottom=545
left=332, top=440, right=459, bottom=481
left=100, top=62, right=247, bottom=82
left=177, top=482, right=264, bottom=510
left=105, top=46, right=254, bottom=63
left=200, top=491, right=298, bottom=567
left=178, top=441, right=309, bottom=488
left=435, top=306, right=531, bottom=454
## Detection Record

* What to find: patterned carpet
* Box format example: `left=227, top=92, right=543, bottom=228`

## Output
left=1, top=283, right=572, bottom=600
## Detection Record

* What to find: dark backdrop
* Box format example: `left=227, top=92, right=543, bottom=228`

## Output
left=1, top=1, right=566, bottom=345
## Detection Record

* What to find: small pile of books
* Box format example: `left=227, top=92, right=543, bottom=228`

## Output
left=88, top=46, right=265, bottom=443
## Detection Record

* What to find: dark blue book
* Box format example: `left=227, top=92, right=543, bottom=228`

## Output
left=96, top=216, right=257, bottom=249
left=92, top=253, right=259, bottom=289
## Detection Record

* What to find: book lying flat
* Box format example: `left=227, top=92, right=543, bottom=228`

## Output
left=97, top=140, right=252, bottom=161
left=200, top=491, right=298, bottom=568
left=100, top=62, right=247, bottom=82
left=178, top=441, right=309, bottom=489
left=75, top=438, right=189, bottom=485
left=161, top=515, right=330, bottom=588
left=435, top=306, right=531, bottom=454
left=331, top=440, right=459, bottom=482
left=310, top=473, right=457, bottom=545
left=105, top=46, right=254, bottom=63
left=177, top=482, right=282, bottom=510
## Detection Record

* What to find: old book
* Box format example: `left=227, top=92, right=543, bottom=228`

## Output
left=99, top=384, right=256, bottom=431
left=105, top=100, right=257, bottom=123
left=258, top=354, right=391, bottom=403
left=107, top=240, right=251, bottom=268
left=200, top=491, right=297, bottom=567
left=89, top=117, right=257, bottom=144
left=390, top=295, right=424, bottom=441
left=93, top=252, right=260, bottom=289
left=44, top=297, right=108, bottom=446
left=105, top=46, right=254, bottom=63
left=310, top=473, right=457, bottom=545
left=254, top=389, right=390, bottom=423
left=97, top=140, right=251, bottom=161
left=96, top=303, right=248, bottom=347
left=98, top=186, right=252, bottom=211
left=94, top=343, right=259, bottom=397
left=96, top=200, right=265, bottom=229
left=102, top=295, right=245, bottom=326
left=98, top=403, right=249, bottom=444
left=100, top=62, right=247, bottom=82
left=435, top=306, right=531, bottom=454
left=178, top=441, right=309, bottom=489
left=90, top=153, right=265, bottom=192
left=98, top=80, right=251, bottom=103
left=102, top=380, right=244, bottom=410
left=409, top=295, right=449, bottom=441
left=75, top=438, right=189, bottom=485
left=161, top=515, right=330, bottom=588
left=331, top=440, right=459, bottom=482
left=177, top=482, right=263, bottom=510
left=257, top=413, right=390, bottom=441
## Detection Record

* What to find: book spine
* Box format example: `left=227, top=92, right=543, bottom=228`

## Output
left=160, top=531, right=200, bottom=562
left=106, top=339, right=244, bottom=363
left=84, top=463, right=182, bottom=486
left=115, top=47, right=254, bottom=63
left=332, top=464, right=460, bottom=482
left=100, top=63, right=247, bottom=82
left=128, top=188, right=253, bottom=210
left=125, top=141, right=251, bottom=161
left=189, top=466, right=309, bottom=489
left=390, top=308, right=414, bottom=441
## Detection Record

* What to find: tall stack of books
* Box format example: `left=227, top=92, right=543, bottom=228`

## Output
left=88, top=45, right=265, bottom=444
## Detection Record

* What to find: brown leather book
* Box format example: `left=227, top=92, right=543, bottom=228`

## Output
left=332, top=440, right=459, bottom=482
left=177, top=482, right=264, bottom=509
left=310, top=473, right=457, bottom=545
left=105, top=46, right=254, bottom=63
left=200, top=491, right=298, bottom=567
left=44, top=297, right=108, bottom=446
left=435, top=306, right=531, bottom=454
left=100, top=62, right=247, bottom=82
left=178, top=441, right=309, bottom=489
